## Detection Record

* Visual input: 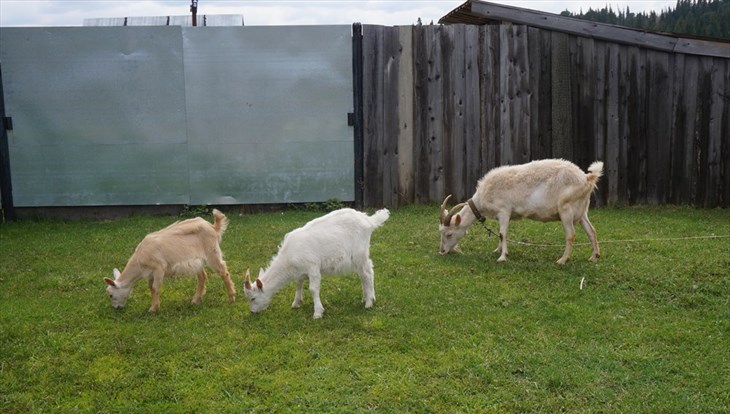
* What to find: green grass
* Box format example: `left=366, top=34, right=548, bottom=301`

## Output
left=1, top=205, right=728, bottom=413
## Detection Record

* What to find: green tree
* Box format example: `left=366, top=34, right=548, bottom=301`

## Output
left=566, top=0, right=730, bottom=40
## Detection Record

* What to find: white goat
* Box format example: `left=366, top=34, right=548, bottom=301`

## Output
left=103, top=209, right=236, bottom=312
left=243, top=208, right=390, bottom=319
left=439, top=159, right=603, bottom=264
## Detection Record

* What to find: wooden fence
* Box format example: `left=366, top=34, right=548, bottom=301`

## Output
left=358, top=24, right=730, bottom=208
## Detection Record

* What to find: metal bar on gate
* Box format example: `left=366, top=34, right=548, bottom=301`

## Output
left=0, top=62, right=16, bottom=222
left=352, top=23, right=365, bottom=209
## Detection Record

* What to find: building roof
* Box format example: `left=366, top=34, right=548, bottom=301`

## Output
left=439, top=0, right=729, bottom=58
left=83, top=14, right=244, bottom=27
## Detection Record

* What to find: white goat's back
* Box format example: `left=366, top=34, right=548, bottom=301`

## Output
left=274, top=208, right=388, bottom=275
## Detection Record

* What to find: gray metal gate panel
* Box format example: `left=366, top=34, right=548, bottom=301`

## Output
left=0, top=25, right=353, bottom=207
left=0, top=27, right=189, bottom=206
left=183, top=25, right=354, bottom=205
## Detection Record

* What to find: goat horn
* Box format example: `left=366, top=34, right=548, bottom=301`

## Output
left=444, top=202, right=467, bottom=226
left=439, top=194, right=453, bottom=224
left=244, top=269, right=252, bottom=290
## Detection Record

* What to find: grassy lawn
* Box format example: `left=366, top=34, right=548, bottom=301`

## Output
left=1, top=204, right=728, bottom=413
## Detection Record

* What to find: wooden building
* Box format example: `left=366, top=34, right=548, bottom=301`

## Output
left=358, top=0, right=730, bottom=208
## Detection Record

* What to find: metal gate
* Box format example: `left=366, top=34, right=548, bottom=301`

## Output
left=0, top=25, right=354, bottom=207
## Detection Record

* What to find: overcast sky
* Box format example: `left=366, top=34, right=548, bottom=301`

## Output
left=1, top=0, right=677, bottom=27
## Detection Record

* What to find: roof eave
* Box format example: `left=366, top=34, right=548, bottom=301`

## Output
left=439, top=0, right=730, bottom=58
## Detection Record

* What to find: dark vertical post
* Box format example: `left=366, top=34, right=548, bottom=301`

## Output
left=191, top=0, right=198, bottom=27
left=0, top=62, right=16, bottom=221
left=352, top=23, right=364, bottom=209
left=551, top=32, right=573, bottom=161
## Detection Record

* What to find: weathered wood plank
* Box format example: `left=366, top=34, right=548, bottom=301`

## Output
left=626, top=46, right=648, bottom=204
left=679, top=55, right=699, bottom=205
left=695, top=57, right=713, bottom=206
left=528, top=27, right=541, bottom=163
left=500, top=24, right=530, bottom=165
left=551, top=31, right=573, bottom=161
left=443, top=25, right=466, bottom=201
left=382, top=26, right=401, bottom=208
left=482, top=24, right=501, bottom=173
left=705, top=56, right=725, bottom=207
left=592, top=41, right=607, bottom=205
left=576, top=36, right=596, bottom=172
left=605, top=42, right=620, bottom=205
left=499, top=24, right=514, bottom=164
left=429, top=25, right=446, bottom=202
left=412, top=24, right=446, bottom=204
left=464, top=24, right=482, bottom=195
left=645, top=49, right=672, bottom=205
left=668, top=52, right=686, bottom=205
left=362, top=25, right=384, bottom=207
left=513, top=24, right=531, bottom=164
left=617, top=44, right=631, bottom=204
left=723, top=59, right=730, bottom=207
left=413, top=25, right=430, bottom=203
left=528, top=27, right=552, bottom=161
left=397, top=26, right=415, bottom=206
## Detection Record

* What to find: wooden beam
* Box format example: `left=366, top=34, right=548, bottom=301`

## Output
left=465, top=0, right=730, bottom=58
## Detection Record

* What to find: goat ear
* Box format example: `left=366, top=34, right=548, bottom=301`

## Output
left=244, top=269, right=252, bottom=290
left=453, top=214, right=461, bottom=226
left=104, top=277, right=117, bottom=288
left=113, top=268, right=121, bottom=279
left=256, top=279, right=263, bottom=290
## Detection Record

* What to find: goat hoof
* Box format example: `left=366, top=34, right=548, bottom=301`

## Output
left=497, top=256, right=507, bottom=263
left=556, top=258, right=568, bottom=265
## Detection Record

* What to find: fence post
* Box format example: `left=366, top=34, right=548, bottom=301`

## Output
left=0, top=62, right=16, bottom=222
left=550, top=31, right=573, bottom=161
left=352, top=23, right=364, bottom=209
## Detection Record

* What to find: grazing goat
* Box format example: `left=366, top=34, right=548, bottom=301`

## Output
left=439, top=159, right=603, bottom=264
left=103, top=209, right=236, bottom=312
left=243, top=208, right=389, bottom=319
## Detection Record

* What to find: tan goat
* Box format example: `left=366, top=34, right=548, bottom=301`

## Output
left=103, top=209, right=236, bottom=312
left=439, top=159, right=603, bottom=264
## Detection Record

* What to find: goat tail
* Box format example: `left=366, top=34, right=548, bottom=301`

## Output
left=212, top=209, right=229, bottom=237
left=586, top=161, right=604, bottom=189
left=368, top=208, right=390, bottom=229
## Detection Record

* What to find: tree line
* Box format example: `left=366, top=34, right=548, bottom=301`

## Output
left=560, top=0, right=730, bottom=40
